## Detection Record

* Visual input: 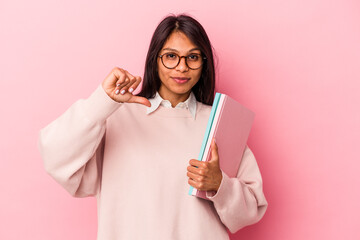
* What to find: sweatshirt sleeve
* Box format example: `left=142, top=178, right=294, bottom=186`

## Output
left=38, top=85, right=121, bottom=197
left=206, top=146, right=268, bottom=233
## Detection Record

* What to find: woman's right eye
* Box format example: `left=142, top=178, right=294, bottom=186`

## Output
left=165, top=53, right=177, bottom=59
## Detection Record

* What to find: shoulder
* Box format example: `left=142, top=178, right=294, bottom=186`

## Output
left=196, top=101, right=212, bottom=120
left=108, top=102, right=148, bottom=122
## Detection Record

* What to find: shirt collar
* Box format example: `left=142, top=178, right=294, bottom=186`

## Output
left=146, top=92, right=197, bottom=119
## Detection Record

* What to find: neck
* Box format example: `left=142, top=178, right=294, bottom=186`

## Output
left=158, top=89, right=191, bottom=107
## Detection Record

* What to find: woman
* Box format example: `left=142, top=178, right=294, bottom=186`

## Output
left=39, top=14, right=267, bottom=240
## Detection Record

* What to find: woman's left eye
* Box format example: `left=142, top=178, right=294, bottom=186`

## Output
left=188, top=54, right=199, bottom=60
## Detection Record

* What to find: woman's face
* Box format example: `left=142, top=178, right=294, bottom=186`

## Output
left=157, top=31, right=202, bottom=103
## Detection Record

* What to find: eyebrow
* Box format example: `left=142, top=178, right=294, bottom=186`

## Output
left=161, top=47, right=201, bottom=53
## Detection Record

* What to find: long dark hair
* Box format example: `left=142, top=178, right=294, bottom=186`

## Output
left=137, top=14, right=216, bottom=105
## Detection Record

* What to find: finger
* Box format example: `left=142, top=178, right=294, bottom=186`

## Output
left=189, top=159, right=207, bottom=168
left=108, top=67, right=123, bottom=84
left=118, top=78, right=137, bottom=95
left=117, top=70, right=136, bottom=95
left=102, top=67, right=125, bottom=92
left=114, top=70, right=133, bottom=95
left=210, top=138, right=219, bottom=161
left=187, top=165, right=201, bottom=174
left=187, top=164, right=207, bottom=176
left=129, top=96, right=151, bottom=107
left=124, top=70, right=135, bottom=79
left=124, top=70, right=137, bottom=87
left=116, top=73, right=129, bottom=85
left=114, top=78, right=130, bottom=95
left=112, top=67, right=126, bottom=82
left=114, top=71, right=128, bottom=88
left=128, top=76, right=142, bottom=94
left=188, top=178, right=204, bottom=191
left=188, top=178, right=197, bottom=188
left=187, top=171, right=205, bottom=182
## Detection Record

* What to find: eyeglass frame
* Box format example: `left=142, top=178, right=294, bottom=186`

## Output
left=158, top=52, right=207, bottom=70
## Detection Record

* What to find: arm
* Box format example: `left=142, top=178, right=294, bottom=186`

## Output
left=38, top=67, right=151, bottom=197
left=187, top=141, right=267, bottom=233
left=38, top=85, right=121, bottom=197
left=206, top=146, right=268, bottom=233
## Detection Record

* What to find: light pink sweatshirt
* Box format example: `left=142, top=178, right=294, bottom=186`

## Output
left=39, top=86, right=268, bottom=240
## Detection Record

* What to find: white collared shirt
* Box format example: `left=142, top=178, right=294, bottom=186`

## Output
left=147, top=92, right=197, bottom=119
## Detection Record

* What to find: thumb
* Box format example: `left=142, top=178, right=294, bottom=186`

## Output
left=210, top=138, right=219, bottom=161
left=131, top=96, right=151, bottom=107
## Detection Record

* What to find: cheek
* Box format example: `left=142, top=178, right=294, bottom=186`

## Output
left=157, top=62, right=165, bottom=80
left=193, top=69, right=202, bottom=82
left=157, top=62, right=171, bottom=81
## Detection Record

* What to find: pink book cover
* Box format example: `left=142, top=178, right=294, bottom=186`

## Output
left=193, top=94, right=255, bottom=200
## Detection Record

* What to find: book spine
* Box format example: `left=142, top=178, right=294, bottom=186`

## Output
left=201, top=94, right=225, bottom=162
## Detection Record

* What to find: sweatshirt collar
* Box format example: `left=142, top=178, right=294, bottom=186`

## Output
left=147, top=92, right=197, bottom=119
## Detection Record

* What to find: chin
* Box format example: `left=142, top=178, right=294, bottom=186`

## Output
left=170, top=87, right=192, bottom=95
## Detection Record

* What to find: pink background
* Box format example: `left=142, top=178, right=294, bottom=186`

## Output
left=1, top=0, right=359, bottom=239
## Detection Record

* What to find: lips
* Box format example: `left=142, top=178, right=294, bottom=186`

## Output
left=172, top=77, right=190, bottom=84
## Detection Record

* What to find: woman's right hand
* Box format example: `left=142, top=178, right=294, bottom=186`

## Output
left=102, top=67, right=151, bottom=107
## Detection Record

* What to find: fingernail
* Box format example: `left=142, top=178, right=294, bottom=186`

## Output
left=116, top=83, right=120, bottom=87
left=129, top=88, right=134, bottom=93
left=115, top=89, right=120, bottom=95
left=120, top=89, right=125, bottom=95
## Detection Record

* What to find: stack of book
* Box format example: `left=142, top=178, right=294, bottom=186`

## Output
left=189, top=93, right=255, bottom=200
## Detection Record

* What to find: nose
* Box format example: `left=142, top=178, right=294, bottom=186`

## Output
left=175, top=56, right=189, bottom=72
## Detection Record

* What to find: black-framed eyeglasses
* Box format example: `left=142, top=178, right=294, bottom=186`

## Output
left=158, top=52, right=206, bottom=70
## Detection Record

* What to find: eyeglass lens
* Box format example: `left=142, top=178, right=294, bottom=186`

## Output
left=161, top=53, right=203, bottom=70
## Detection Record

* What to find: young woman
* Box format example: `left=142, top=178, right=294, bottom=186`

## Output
left=39, top=14, right=267, bottom=240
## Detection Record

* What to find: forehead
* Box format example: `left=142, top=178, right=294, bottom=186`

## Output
left=162, top=31, right=199, bottom=52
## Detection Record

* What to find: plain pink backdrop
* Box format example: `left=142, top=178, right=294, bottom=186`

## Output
left=1, top=0, right=359, bottom=239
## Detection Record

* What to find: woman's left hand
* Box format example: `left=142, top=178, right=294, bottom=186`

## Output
left=187, top=138, right=223, bottom=192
